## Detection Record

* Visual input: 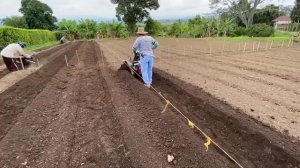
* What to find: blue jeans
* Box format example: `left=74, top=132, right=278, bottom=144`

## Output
left=139, top=55, right=154, bottom=85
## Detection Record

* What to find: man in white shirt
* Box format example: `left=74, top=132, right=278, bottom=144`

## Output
left=0, top=42, right=31, bottom=71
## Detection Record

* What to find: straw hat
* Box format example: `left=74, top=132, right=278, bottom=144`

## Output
left=136, top=27, right=148, bottom=35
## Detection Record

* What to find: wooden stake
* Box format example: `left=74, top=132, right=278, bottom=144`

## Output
left=243, top=42, right=247, bottom=53
left=64, top=55, right=69, bottom=67
left=36, top=58, right=40, bottom=67
left=20, top=58, right=25, bottom=70
left=238, top=43, right=241, bottom=52
left=222, top=40, right=225, bottom=53
left=265, top=40, right=269, bottom=50
left=257, top=41, right=261, bottom=51
left=269, top=40, right=273, bottom=49
left=76, top=50, right=79, bottom=63
left=252, top=42, right=255, bottom=52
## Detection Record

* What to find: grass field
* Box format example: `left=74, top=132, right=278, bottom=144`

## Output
left=25, top=41, right=59, bottom=52
left=217, top=31, right=293, bottom=43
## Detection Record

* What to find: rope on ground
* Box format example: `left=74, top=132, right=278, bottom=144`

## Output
left=99, top=43, right=244, bottom=168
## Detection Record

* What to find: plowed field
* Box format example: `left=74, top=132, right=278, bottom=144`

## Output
left=0, top=40, right=299, bottom=168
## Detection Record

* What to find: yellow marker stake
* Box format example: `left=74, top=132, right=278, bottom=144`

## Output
left=161, top=100, right=170, bottom=113
left=204, top=137, right=211, bottom=151
left=188, top=120, right=195, bottom=129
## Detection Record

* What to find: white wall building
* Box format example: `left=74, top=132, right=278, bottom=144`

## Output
left=273, top=16, right=292, bottom=30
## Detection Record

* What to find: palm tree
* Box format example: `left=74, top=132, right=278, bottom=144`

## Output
left=57, top=19, right=78, bottom=40
left=221, top=19, right=234, bottom=37
left=203, top=19, right=216, bottom=37
left=78, top=19, right=97, bottom=39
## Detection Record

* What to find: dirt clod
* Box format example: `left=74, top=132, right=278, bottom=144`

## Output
left=167, top=154, right=174, bottom=163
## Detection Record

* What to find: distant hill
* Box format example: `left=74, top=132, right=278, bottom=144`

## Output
left=157, top=13, right=217, bottom=25
left=57, top=12, right=217, bottom=24
left=57, top=16, right=115, bottom=23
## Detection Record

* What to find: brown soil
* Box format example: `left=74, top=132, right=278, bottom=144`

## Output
left=0, top=41, right=299, bottom=168
left=152, top=69, right=300, bottom=167
left=0, top=69, right=9, bottom=79
left=100, top=38, right=300, bottom=139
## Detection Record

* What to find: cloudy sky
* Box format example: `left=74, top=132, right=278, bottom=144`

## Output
left=0, top=0, right=295, bottom=20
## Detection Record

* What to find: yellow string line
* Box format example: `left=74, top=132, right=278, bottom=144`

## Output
left=99, top=43, right=244, bottom=168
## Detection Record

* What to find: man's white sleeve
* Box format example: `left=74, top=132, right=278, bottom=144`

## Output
left=17, top=46, right=31, bottom=58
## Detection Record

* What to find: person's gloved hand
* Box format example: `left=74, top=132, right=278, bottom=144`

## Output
left=152, top=41, right=159, bottom=49
left=132, top=48, right=137, bottom=53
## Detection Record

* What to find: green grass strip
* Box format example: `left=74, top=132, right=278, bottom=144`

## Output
left=25, top=41, right=59, bottom=52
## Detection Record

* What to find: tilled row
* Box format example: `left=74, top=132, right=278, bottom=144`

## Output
left=1, top=41, right=299, bottom=168
left=0, top=42, right=82, bottom=141
left=100, top=40, right=300, bottom=168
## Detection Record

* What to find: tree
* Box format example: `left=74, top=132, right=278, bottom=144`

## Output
left=97, top=22, right=129, bottom=38
left=210, top=0, right=266, bottom=27
left=167, top=20, right=188, bottom=37
left=203, top=19, right=216, bottom=37
left=220, top=19, right=235, bottom=36
left=188, top=15, right=205, bottom=37
left=291, top=0, right=300, bottom=22
left=279, top=5, right=293, bottom=16
left=98, top=23, right=110, bottom=38
left=2, top=16, right=28, bottom=28
left=253, top=5, right=283, bottom=26
left=78, top=19, right=97, bottom=39
left=111, top=0, right=159, bottom=34
left=145, top=17, right=162, bottom=36
left=19, top=0, right=57, bottom=30
left=57, top=19, right=78, bottom=40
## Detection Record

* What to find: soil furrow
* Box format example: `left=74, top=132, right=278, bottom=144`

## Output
left=151, top=69, right=300, bottom=168
left=159, top=54, right=300, bottom=94
left=0, top=42, right=81, bottom=141
left=159, top=49, right=300, bottom=82
left=105, top=42, right=300, bottom=111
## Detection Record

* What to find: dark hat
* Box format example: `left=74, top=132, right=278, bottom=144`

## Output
left=17, top=42, right=27, bottom=48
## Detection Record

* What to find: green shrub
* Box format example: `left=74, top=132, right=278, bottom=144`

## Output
left=0, top=26, right=57, bottom=50
left=54, top=31, right=64, bottom=40
left=232, top=27, right=247, bottom=36
left=247, top=24, right=274, bottom=37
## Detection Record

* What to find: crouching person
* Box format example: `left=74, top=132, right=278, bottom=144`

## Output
left=0, top=42, right=31, bottom=71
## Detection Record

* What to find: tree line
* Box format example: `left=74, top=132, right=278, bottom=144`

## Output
left=1, top=0, right=300, bottom=39
left=57, top=19, right=129, bottom=39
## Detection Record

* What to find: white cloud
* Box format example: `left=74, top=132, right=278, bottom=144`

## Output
left=0, top=0, right=295, bottom=20
left=151, top=0, right=211, bottom=19
left=0, top=0, right=22, bottom=17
